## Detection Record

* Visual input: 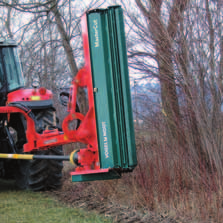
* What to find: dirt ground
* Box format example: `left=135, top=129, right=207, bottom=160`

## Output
left=48, top=165, right=181, bottom=223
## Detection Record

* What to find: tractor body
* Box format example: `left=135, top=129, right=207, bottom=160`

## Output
left=0, top=40, right=62, bottom=190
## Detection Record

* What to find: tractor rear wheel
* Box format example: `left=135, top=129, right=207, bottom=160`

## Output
left=15, top=108, right=63, bottom=191
left=30, top=147, right=63, bottom=191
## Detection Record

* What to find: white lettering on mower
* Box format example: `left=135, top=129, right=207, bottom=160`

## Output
left=93, top=19, right=99, bottom=48
left=102, top=122, right=109, bottom=158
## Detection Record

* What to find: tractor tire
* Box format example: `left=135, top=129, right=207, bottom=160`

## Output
left=15, top=108, right=63, bottom=191
left=30, top=147, right=63, bottom=191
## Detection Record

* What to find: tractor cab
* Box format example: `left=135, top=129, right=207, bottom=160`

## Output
left=0, top=39, right=25, bottom=105
left=0, top=39, right=25, bottom=91
left=0, top=39, right=53, bottom=107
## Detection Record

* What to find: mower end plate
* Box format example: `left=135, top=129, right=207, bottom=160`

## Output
left=71, top=169, right=121, bottom=182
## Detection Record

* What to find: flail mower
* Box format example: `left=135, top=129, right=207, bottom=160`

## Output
left=0, top=6, right=137, bottom=191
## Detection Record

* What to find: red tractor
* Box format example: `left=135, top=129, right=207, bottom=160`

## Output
left=0, top=38, right=67, bottom=190
left=0, top=6, right=137, bottom=191
left=0, top=39, right=64, bottom=190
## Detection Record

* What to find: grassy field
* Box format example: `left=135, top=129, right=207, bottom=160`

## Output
left=0, top=180, right=112, bottom=223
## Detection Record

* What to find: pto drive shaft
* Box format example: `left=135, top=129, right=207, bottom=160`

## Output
left=0, top=151, right=78, bottom=165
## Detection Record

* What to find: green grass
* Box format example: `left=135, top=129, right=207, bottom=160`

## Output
left=0, top=180, right=112, bottom=223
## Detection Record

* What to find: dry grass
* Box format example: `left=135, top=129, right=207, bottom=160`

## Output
left=132, top=125, right=223, bottom=222
left=60, top=106, right=223, bottom=222
left=77, top=116, right=223, bottom=222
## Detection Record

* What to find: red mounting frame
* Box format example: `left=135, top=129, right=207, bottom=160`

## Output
left=0, top=15, right=101, bottom=172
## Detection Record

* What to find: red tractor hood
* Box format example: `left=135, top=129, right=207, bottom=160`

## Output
left=7, top=88, right=53, bottom=104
